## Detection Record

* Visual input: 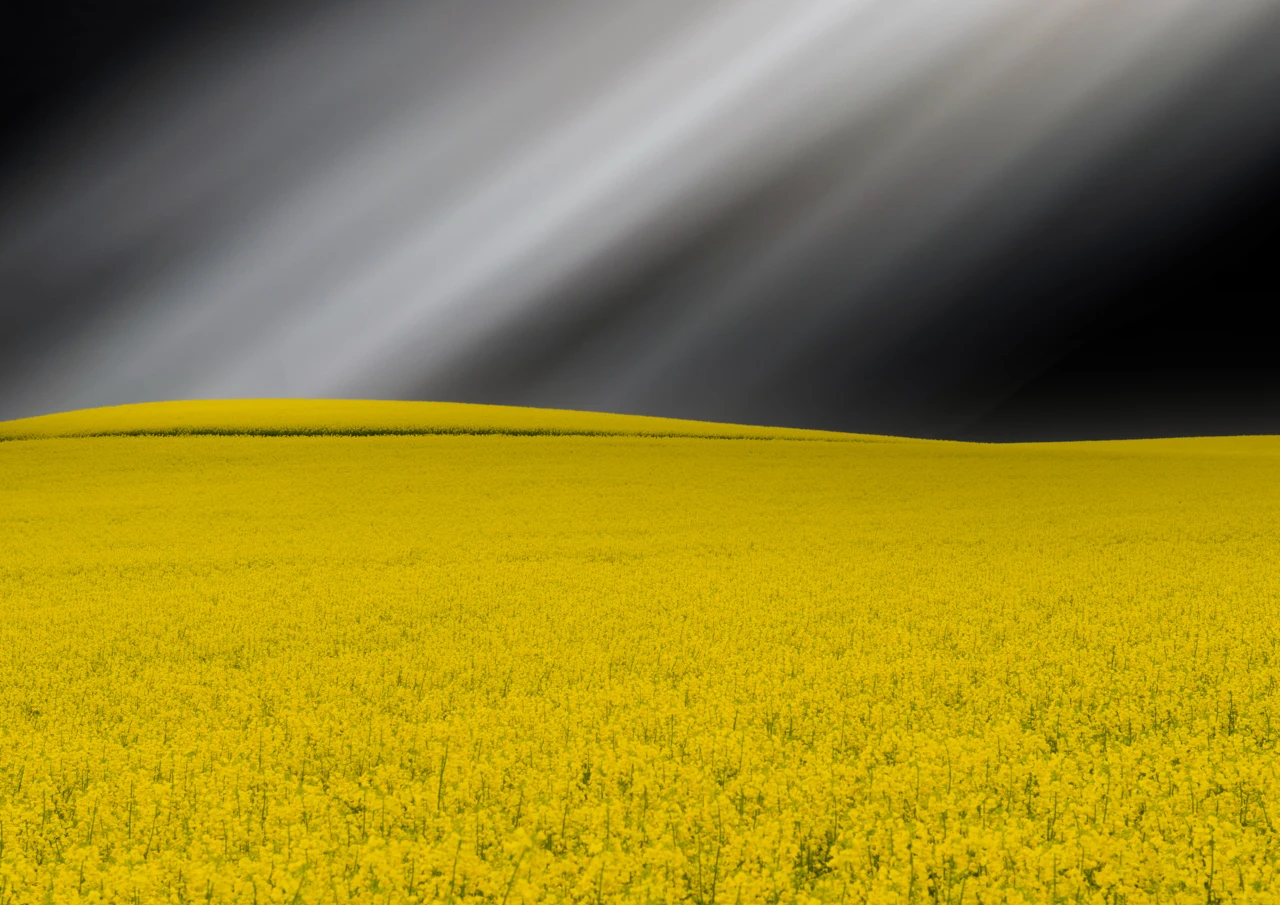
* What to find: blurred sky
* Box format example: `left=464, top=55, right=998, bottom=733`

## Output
left=2, top=0, right=1278, bottom=440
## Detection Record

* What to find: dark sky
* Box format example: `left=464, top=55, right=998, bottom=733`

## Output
left=1, top=0, right=1277, bottom=441
left=0, top=1, right=256, bottom=159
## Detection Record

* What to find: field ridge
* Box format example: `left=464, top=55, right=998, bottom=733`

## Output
left=0, top=398, right=907, bottom=443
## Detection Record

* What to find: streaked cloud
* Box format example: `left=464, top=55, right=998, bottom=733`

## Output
left=2, top=0, right=1277, bottom=434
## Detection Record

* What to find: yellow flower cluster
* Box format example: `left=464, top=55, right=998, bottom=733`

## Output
left=1, top=403, right=1278, bottom=903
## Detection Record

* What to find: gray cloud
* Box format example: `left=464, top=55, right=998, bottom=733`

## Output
left=2, top=0, right=1278, bottom=435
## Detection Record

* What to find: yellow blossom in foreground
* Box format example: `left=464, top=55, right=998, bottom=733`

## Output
left=1, top=402, right=1278, bottom=903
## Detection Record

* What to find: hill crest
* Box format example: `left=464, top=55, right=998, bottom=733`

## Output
left=0, top=399, right=899, bottom=443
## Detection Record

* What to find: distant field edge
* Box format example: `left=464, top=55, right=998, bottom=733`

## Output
left=0, top=399, right=912, bottom=444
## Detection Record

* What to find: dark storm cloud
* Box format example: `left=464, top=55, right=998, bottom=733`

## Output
left=1, top=0, right=1278, bottom=438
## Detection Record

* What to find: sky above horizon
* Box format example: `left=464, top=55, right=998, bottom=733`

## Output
left=2, top=0, right=1278, bottom=440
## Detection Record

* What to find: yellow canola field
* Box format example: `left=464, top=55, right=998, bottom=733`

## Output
left=2, top=403, right=1279, bottom=904
left=0, top=399, right=882, bottom=443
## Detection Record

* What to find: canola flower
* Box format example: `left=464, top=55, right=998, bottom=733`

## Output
left=1, top=401, right=1279, bottom=904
